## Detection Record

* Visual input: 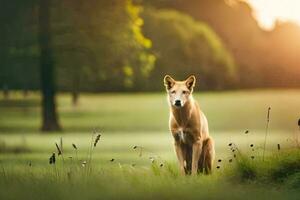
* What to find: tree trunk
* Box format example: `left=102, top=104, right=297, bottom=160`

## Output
left=3, top=85, right=9, bottom=99
left=0, top=4, right=9, bottom=101
left=72, top=91, right=79, bottom=106
left=71, top=72, right=80, bottom=106
left=38, top=0, right=61, bottom=131
left=23, top=88, right=28, bottom=98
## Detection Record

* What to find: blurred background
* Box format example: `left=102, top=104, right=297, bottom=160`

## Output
left=2, top=0, right=300, bottom=93
left=0, top=0, right=299, bottom=165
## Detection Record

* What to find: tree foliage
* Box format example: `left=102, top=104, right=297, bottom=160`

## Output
left=1, top=0, right=156, bottom=92
left=147, top=0, right=300, bottom=88
left=6, top=0, right=298, bottom=91
left=53, top=0, right=156, bottom=91
left=142, top=8, right=237, bottom=90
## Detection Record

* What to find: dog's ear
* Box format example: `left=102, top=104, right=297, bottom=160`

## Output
left=164, top=75, right=175, bottom=90
left=185, top=75, right=196, bottom=90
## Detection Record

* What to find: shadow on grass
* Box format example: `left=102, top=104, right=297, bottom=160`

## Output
left=0, top=140, right=31, bottom=154
left=0, top=126, right=147, bottom=134
left=0, top=99, right=39, bottom=108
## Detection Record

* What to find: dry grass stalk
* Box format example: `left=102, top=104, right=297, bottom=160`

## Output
left=263, top=107, right=271, bottom=161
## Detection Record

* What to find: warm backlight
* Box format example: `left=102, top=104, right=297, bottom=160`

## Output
left=246, top=0, right=300, bottom=30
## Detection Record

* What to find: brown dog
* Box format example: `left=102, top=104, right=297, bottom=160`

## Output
left=164, top=75, right=215, bottom=175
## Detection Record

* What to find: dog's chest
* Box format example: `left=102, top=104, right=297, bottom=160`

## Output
left=175, top=129, right=194, bottom=145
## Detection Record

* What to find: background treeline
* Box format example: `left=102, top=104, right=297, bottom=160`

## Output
left=148, top=0, right=300, bottom=88
left=0, top=0, right=299, bottom=93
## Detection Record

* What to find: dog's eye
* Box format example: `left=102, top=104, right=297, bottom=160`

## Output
left=182, top=91, right=188, bottom=94
left=171, top=90, right=176, bottom=94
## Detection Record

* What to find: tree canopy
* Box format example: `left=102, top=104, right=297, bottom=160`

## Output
left=142, top=8, right=237, bottom=90
left=1, top=0, right=298, bottom=92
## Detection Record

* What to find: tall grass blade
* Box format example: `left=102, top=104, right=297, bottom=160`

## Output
left=263, top=107, right=271, bottom=161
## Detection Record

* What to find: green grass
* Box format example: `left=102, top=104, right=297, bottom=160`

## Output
left=0, top=90, right=300, bottom=199
left=1, top=89, right=299, bottom=133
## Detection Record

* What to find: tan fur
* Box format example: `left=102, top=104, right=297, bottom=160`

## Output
left=164, top=75, right=215, bottom=175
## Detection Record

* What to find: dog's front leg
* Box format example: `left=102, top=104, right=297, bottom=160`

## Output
left=191, top=138, right=202, bottom=175
left=174, top=141, right=185, bottom=175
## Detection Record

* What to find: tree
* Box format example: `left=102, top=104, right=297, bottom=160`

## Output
left=54, top=0, right=155, bottom=92
left=0, top=1, right=12, bottom=99
left=38, top=0, right=61, bottom=131
left=0, top=1, right=40, bottom=96
left=142, top=8, right=237, bottom=90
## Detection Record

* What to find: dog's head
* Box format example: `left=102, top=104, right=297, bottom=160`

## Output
left=163, top=75, right=196, bottom=108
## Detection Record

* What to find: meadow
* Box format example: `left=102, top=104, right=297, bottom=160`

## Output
left=0, top=90, right=300, bottom=200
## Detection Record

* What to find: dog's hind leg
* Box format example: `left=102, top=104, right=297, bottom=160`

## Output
left=203, top=137, right=215, bottom=174
left=198, top=146, right=205, bottom=173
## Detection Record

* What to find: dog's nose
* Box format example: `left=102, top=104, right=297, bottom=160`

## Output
left=175, top=100, right=181, bottom=107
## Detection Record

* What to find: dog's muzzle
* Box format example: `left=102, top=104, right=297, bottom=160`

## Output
left=174, top=100, right=182, bottom=107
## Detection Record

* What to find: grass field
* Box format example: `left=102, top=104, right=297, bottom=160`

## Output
left=0, top=90, right=300, bottom=199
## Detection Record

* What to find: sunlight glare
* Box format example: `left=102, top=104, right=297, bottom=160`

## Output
left=246, top=0, right=300, bottom=30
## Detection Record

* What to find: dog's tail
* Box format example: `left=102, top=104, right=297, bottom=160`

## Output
left=199, top=136, right=215, bottom=174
